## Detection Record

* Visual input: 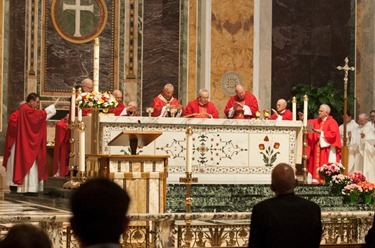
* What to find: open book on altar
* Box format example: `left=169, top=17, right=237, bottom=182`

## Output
left=108, top=130, right=163, bottom=155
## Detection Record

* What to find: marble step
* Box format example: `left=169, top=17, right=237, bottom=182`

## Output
left=166, top=184, right=375, bottom=213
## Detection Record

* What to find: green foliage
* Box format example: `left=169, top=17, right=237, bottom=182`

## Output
left=291, top=81, right=351, bottom=121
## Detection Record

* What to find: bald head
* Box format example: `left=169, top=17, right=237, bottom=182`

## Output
left=271, top=163, right=297, bottom=195
left=112, top=90, right=123, bottom=102
left=235, top=84, right=246, bottom=100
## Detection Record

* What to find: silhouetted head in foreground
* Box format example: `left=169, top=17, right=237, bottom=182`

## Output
left=270, top=163, right=298, bottom=196
left=70, top=178, right=131, bottom=247
left=0, top=223, right=52, bottom=248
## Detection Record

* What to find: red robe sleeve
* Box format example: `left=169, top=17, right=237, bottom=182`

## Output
left=322, top=116, right=342, bottom=150
left=53, top=119, right=70, bottom=176
left=13, top=104, right=48, bottom=184
left=244, top=92, right=259, bottom=116
left=152, top=96, right=164, bottom=117
left=2, top=110, right=19, bottom=169
left=224, top=96, right=236, bottom=117
left=185, top=99, right=218, bottom=118
left=224, top=92, right=259, bottom=118
left=282, top=109, right=293, bottom=120
left=269, top=109, right=293, bottom=120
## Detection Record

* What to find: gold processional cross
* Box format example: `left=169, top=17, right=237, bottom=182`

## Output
left=336, top=57, right=355, bottom=173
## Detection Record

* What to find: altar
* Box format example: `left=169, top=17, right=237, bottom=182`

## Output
left=90, top=116, right=303, bottom=184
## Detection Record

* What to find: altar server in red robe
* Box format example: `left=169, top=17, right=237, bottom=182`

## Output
left=269, top=99, right=293, bottom=120
left=13, top=93, right=58, bottom=194
left=3, top=101, right=25, bottom=191
left=185, top=89, right=219, bottom=118
left=53, top=114, right=70, bottom=177
left=152, top=83, right=184, bottom=117
left=224, top=84, right=259, bottom=119
left=301, top=104, right=342, bottom=184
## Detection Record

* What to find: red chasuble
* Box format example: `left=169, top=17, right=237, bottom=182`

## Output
left=13, top=104, right=48, bottom=184
left=269, top=109, right=293, bottom=120
left=2, top=109, right=19, bottom=169
left=307, top=116, right=342, bottom=182
left=53, top=118, right=70, bottom=176
left=185, top=98, right=219, bottom=118
left=152, top=94, right=184, bottom=117
left=224, top=92, right=259, bottom=119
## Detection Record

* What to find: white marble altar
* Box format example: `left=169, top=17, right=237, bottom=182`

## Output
left=96, top=117, right=303, bottom=184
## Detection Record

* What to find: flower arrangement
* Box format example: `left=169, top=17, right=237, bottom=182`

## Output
left=76, top=91, right=118, bottom=109
left=348, top=172, right=366, bottom=184
left=357, top=181, right=375, bottom=194
left=317, top=162, right=345, bottom=177
left=331, top=174, right=352, bottom=186
left=342, top=183, right=363, bottom=196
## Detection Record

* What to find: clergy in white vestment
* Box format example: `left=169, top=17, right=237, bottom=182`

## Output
left=349, top=113, right=375, bottom=177
left=339, top=113, right=358, bottom=173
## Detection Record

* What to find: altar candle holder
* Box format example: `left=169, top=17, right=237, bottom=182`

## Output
left=179, top=172, right=198, bottom=247
left=302, top=125, right=308, bottom=184
left=63, top=88, right=80, bottom=189
left=180, top=126, right=198, bottom=247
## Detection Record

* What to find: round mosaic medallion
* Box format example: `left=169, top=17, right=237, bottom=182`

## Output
left=220, top=71, right=243, bottom=96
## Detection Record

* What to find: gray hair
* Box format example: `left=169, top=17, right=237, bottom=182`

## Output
left=320, top=104, right=331, bottom=114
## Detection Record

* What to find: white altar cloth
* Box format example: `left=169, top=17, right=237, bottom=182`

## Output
left=96, top=117, right=303, bottom=184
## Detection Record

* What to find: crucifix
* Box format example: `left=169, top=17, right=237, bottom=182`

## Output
left=337, top=57, right=355, bottom=173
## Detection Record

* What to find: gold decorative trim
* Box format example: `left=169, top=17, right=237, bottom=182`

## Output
left=29, top=0, right=36, bottom=75
left=126, top=0, right=136, bottom=79
left=50, top=0, right=108, bottom=44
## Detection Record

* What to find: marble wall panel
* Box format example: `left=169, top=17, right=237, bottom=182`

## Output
left=272, top=0, right=355, bottom=112
left=210, top=0, right=254, bottom=118
left=42, top=0, right=117, bottom=95
left=356, top=0, right=375, bottom=113
left=187, top=0, right=198, bottom=100
left=7, top=1, right=26, bottom=113
left=142, top=0, right=180, bottom=112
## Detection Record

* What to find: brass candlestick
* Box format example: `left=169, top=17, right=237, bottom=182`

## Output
left=63, top=120, right=80, bottom=188
left=179, top=172, right=198, bottom=247
left=302, top=126, right=308, bottom=184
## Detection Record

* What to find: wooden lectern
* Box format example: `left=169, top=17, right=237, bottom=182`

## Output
left=108, top=130, right=162, bottom=155
left=86, top=130, right=168, bottom=219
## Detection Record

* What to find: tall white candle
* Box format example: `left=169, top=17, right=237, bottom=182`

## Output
left=71, top=88, right=76, bottom=123
left=186, top=127, right=193, bottom=173
left=79, top=125, right=85, bottom=172
left=78, top=107, right=82, bottom=122
left=303, top=95, right=308, bottom=127
left=292, top=96, right=296, bottom=121
left=93, top=37, right=100, bottom=92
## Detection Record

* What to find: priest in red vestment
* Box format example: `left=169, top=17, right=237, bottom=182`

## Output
left=2, top=101, right=26, bottom=191
left=13, top=93, right=57, bottom=193
left=152, top=83, right=184, bottom=117
left=108, top=89, right=125, bottom=115
left=53, top=115, right=70, bottom=177
left=185, top=89, right=219, bottom=118
left=302, top=104, right=342, bottom=184
left=269, top=99, right=293, bottom=120
left=224, top=84, right=259, bottom=119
